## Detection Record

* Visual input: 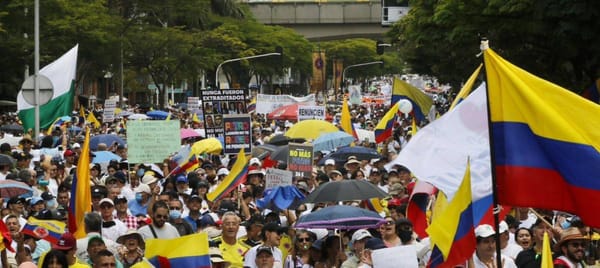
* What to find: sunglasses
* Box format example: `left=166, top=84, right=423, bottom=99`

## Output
left=385, top=220, right=395, bottom=225
left=569, top=242, right=587, bottom=248
left=170, top=207, right=181, bottom=210
left=297, top=237, right=311, bottom=243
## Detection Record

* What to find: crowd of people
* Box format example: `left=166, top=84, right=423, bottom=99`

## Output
left=0, top=81, right=598, bottom=268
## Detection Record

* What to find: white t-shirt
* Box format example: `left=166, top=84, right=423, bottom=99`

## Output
left=243, top=245, right=283, bottom=268
left=138, top=222, right=180, bottom=240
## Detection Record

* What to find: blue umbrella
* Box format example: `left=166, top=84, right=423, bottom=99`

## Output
left=0, top=180, right=33, bottom=199
left=146, top=110, right=169, bottom=119
left=318, top=146, right=381, bottom=166
left=256, top=185, right=306, bottom=211
left=295, top=205, right=386, bottom=230
left=313, top=131, right=355, bottom=152
left=92, top=151, right=122, bottom=163
left=90, top=134, right=126, bottom=150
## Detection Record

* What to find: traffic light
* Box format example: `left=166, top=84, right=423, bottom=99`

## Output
left=376, top=41, right=384, bottom=55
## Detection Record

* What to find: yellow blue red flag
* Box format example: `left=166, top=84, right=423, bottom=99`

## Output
left=68, top=128, right=92, bottom=238
left=145, top=232, right=211, bottom=268
left=22, top=217, right=66, bottom=244
left=391, top=77, right=433, bottom=122
left=206, top=149, right=249, bottom=202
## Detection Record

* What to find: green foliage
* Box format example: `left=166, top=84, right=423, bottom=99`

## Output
left=390, top=0, right=600, bottom=90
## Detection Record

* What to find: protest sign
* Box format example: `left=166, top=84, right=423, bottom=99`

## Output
left=372, top=245, right=418, bottom=268
left=256, top=94, right=316, bottom=114
left=103, top=100, right=117, bottom=123
left=287, top=143, right=313, bottom=178
left=223, top=115, right=252, bottom=154
left=297, top=105, right=326, bottom=121
left=200, top=88, right=248, bottom=137
left=187, top=97, right=199, bottom=111
left=265, top=168, right=294, bottom=189
left=127, top=121, right=180, bottom=163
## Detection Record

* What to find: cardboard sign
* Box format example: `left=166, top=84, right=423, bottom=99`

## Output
left=287, top=143, right=313, bottom=178
left=265, top=168, right=294, bottom=189
left=297, top=106, right=326, bottom=121
left=223, top=115, right=252, bottom=155
left=103, top=100, right=117, bottom=123
left=371, top=245, right=418, bottom=268
left=126, top=121, right=180, bottom=163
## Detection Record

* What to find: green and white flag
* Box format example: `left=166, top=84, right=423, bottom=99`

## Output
left=17, top=45, right=78, bottom=132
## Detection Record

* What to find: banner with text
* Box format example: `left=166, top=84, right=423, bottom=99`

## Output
left=223, top=115, right=252, bottom=155
left=288, top=143, right=314, bottom=178
left=265, top=168, right=294, bottom=189
left=127, top=120, right=180, bottom=163
left=200, top=89, right=248, bottom=137
left=187, top=97, right=199, bottom=111
left=256, top=94, right=316, bottom=114
left=103, top=100, right=117, bottom=123
left=297, top=106, right=326, bottom=121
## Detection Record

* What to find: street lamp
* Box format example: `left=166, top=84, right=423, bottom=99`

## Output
left=341, top=61, right=383, bottom=96
left=104, top=71, right=113, bottom=100
left=215, top=52, right=281, bottom=89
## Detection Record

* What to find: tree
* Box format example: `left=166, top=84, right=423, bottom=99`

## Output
left=389, top=0, right=600, bottom=91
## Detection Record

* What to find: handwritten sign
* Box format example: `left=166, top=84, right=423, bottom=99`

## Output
left=126, top=121, right=180, bottom=163
left=223, top=115, right=252, bottom=155
left=103, top=100, right=117, bottom=123
left=265, top=168, right=294, bottom=189
left=372, top=245, right=418, bottom=268
left=297, top=106, right=326, bottom=121
left=287, top=143, right=313, bottom=178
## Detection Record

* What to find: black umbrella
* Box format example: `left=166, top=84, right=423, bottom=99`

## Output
left=0, top=124, right=24, bottom=133
left=269, top=145, right=289, bottom=163
left=318, top=146, right=381, bottom=166
left=252, top=144, right=279, bottom=159
left=304, top=179, right=388, bottom=203
left=267, top=134, right=305, bottom=146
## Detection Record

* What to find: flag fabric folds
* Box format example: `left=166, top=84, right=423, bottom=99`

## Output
left=170, top=154, right=200, bottom=176
left=17, top=45, right=78, bottom=131
left=581, top=78, right=600, bottom=104
left=22, top=217, right=66, bottom=244
left=374, top=102, right=399, bottom=143
left=406, top=180, right=436, bottom=239
left=86, top=111, right=101, bottom=128
left=391, top=77, right=433, bottom=123
left=340, top=97, right=357, bottom=139
left=68, top=128, right=92, bottom=238
left=449, top=64, right=482, bottom=110
left=0, top=218, right=14, bottom=252
left=484, top=48, right=600, bottom=227
left=387, top=84, right=494, bottom=226
left=206, top=149, right=249, bottom=202
left=541, top=232, right=554, bottom=268
left=145, top=232, right=211, bottom=268
left=427, top=160, right=476, bottom=268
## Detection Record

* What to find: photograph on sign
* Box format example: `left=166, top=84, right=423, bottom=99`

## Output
left=223, top=115, right=252, bottom=155
left=200, top=89, right=248, bottom=137
left=287, top=143, right=314, bottom=178
left=126, top=120, right=180, bottom=163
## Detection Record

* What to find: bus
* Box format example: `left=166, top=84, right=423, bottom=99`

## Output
left=381, top=0, right=410, bottom=26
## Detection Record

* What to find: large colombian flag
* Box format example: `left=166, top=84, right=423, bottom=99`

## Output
left=374, top=101, right=399, bottom=143
left=22, top=217, right=66, bottom=244
left=427, top=160, right=475, bottom=268
left=146, top=232, right=211, bottom=268
left=206, top=148, right=249, bottom=202
left=485, top=48, right=600, bottom=227
left=391, top=77, right=433, bottom=123
left=68, top=127, right=92, bottom=239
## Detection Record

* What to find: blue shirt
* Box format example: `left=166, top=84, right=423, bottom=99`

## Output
left=128, top=199, right=148, bottom=216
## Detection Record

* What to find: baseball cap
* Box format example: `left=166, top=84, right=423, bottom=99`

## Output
left=7, top=197, right=25, bottom=205
left=328, top=170, right=342, bottom=176
left=41, top=192, right=54, bottom=201
left=364, top=238, right=386, bottom=250
left=351, top=229, right=372, bottom=243
left=256, top=246, right=273, bottom=256
left=114, top=195, right=128, bottom=204
left=113, top=171, right=127, bottom=183
left=388, top=183, right=405, bottom=196
left=29, top=197, right=44, bottom=206
left=475, top=224, right=495, bottom=238
left=72, top=143, right=81, bottom=149
left=217, top=168, right=229, bottom=177
left=249, top=157, right=262, bottom=166
left=324, top=159, right=336, bottom=166
left=99, top=198, right=114, bottom=206
left=134, top=184, right=151, bottom=194
left=53, top=233, right=76, bottom=250
left=63, top=150, right=75, bottom=157
left=262, top=222, right=286, bottom=236
left=499, top=221, right=509, bottom=233
left=175, top=174, right=188, bottom=183
left=88, top=235, right=105, bottom=246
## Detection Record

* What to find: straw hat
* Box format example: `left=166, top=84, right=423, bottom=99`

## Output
left=117, top=229, right=145, bottom=249
left=554, top=227, right=589, bottom=251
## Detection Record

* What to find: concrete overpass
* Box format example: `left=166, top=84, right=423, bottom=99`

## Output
left=244, top=0, right=390, bottom=41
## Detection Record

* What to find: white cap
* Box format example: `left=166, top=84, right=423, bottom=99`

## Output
left=217, top=168, right=230, bottom=177
left=475, top=224, right=495, bottom=238
left=249, top=157, right=262, bottom=166
left=141, top=174, right=158, bottom=185
left=325, top=159, right=336, bottom=166
left=351, top=229, right=372, bottom=243
left=72, top=143, right=81, bottom=149
left=134, top=184, right=151, bottom=194
left=499, top=221, right=508, bottom=233
left=99, top=198, right=114, bottom=206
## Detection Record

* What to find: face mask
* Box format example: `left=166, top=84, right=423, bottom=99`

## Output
left=38, top=178, right=49, bottom=186
left=169, top=210, right=181, bottom=219
left=398, top=230, right=413, bottom=243
left=561, top=221, right=571, bottom=229
left=46, top=199, right=57, bottom=210
left=135, top=193, right=143, bottom=202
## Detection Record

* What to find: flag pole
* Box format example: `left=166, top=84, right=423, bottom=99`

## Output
left=480, top=37, right=504, bottom=268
